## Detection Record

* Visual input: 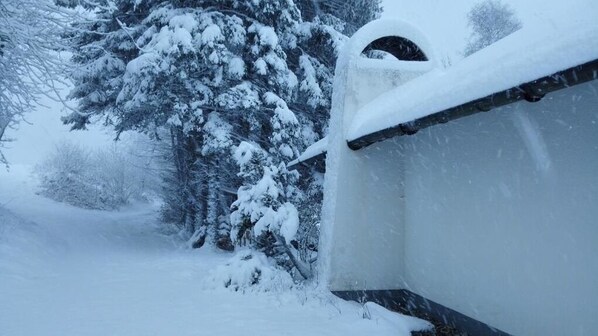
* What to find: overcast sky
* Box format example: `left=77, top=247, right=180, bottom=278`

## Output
left=4, top=1, right=597, bottom=166
left=3, top=83, right=115, bottom=166
left=381, top=0, right=598, bottom=61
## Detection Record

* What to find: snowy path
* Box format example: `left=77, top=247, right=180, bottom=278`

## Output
left=0, top=166, right=423, bottom=336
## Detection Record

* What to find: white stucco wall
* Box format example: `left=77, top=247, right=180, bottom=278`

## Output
left=324, top=64, right=411, bottom=291
left=326, top=140, right=409, bottom=290
left=320, top=17, right=598, bottom=336
left=399, top=81, right=598, bottom=335
left=325, top=79, right=598, bottom=335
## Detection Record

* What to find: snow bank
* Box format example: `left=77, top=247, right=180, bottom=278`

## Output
left=0, top=206, right=63, bottom=278
left=202, top=249, right=295, bottom=292
left=363, top=302, right=433, bottom=334
left=201, top=249, right=434, bottom=334
left=348, top=21, right=598, bottom=141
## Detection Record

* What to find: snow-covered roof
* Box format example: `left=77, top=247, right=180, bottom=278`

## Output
left=347, top=21, right=598, bottom=144
left=287, top=136, right=327, bottom=171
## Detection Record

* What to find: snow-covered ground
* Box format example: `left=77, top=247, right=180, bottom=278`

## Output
left=0, top=165, right=428, bottom=336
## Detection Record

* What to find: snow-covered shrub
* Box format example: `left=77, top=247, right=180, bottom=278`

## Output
left=230, top=142, right=299, bottom=245
left=230, top=142, right=312, bottom=279
left=203, top=249, right=294, bottom=293
left=294, top=172, right=322, bottom=265
left=36, top=141, right=103, bottom=209
left=36, top=140, right=155, bottom=210
left=90, top=146, right=151, bottom=206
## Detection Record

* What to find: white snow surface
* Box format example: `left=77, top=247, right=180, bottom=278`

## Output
left=348, top=20, right=598, bottom=141
left=0, top=165, right=428, bottom=336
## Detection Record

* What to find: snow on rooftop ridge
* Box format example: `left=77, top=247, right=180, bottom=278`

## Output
left=347, top=21, right=598, bottom=142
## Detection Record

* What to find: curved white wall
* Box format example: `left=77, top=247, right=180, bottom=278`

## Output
left=319, top=20, right=437, bottom=291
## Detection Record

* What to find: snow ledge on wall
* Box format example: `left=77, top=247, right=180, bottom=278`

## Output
left=287, top=136, right=328, bottom=168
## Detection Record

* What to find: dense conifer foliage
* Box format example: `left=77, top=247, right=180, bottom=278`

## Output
left=61, top=0, right=380, bottom=277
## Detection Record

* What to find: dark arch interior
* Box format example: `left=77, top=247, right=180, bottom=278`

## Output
left=362, top=36, right=428, bottom=61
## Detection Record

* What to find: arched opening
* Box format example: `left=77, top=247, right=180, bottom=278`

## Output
left=361, top=36, right=429, bottom=61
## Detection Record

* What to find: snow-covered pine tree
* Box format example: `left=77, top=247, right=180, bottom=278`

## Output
left=61, top=1, right=150, bottom=130
left=287, top=0, right=383, bottom=271
left=296, top=0, right=382, bottom=35
left=230, top=141, right=311, bottom=278
left=62, top=0, right=377, bottom=277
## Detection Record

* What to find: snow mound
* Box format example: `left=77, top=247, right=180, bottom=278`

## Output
left=203, top=249, right=294, bottom=292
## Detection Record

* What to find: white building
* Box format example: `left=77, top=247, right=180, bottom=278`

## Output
left=290, top=20, right=598, bottom=335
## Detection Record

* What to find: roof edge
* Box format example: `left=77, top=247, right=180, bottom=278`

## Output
left=348, top=58, right=598, bottom=150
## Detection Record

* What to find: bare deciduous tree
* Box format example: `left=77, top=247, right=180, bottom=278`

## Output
left=0, top=0, right=71, bottom=165
left=464, top=0, right=522, bottom=56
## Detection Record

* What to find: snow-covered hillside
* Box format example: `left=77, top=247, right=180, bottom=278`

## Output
left=0, top=166, right=429, bottom=336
